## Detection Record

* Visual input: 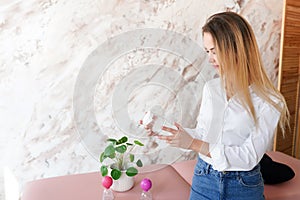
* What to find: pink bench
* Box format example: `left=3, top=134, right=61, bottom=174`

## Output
left=172, top=151, right=300, bottom=200
left=22, top=151, right=300, bottom=200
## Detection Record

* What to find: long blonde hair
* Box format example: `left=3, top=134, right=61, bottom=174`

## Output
left=202, top=11, right=290, bottom=133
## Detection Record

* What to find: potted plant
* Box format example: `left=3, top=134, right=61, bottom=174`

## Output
left=100, top=136, right=144, bottom=192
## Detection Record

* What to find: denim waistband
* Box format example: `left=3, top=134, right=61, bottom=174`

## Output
left=196, top=157, right=261, bottom=177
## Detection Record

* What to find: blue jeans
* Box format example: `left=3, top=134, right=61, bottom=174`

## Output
left=190, top=157, right=264, bottom=200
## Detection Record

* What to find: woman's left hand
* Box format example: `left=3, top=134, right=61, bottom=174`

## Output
left=158, top=122, right=194, bottom=149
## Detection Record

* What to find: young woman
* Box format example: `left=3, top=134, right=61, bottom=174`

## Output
left=145, top=12, right=290, bottom=199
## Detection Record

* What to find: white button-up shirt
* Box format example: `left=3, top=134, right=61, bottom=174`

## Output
left=185, top=78, right=281, bottom=171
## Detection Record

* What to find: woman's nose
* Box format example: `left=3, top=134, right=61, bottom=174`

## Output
left=208, top=54, right=214, bottom=63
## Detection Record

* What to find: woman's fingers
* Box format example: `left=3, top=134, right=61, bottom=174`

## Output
left=158, top=135, right=174, bottom=143
left=174, top=122, right=183, bottom=130
left=162, top=126, right=178, bottom=134
left=147, top=130, right=159, bottom=136
left=144, top=124, right=151, bottom=130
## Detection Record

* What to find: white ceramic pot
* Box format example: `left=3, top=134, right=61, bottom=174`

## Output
left=110, top=171, right=134, bottom=192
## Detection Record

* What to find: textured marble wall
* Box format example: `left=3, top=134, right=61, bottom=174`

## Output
left=0, top=0, right=283, bottom=199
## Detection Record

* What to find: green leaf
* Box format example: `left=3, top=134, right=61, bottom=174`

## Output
left=100, top=152, right=106, bottom=162
left=126, top=142, right=133, bottom=146
left=126, top=167, right=138, bottom=177
left=107, top=138, right=117, bottom=145
left=111, top=169, right=122, bottom=180
left=116, top=136, right=128, bottom=145
left=104, top=145, right=115, bottom=158
left=129, top=154, right=134, bottom=162
left=115, top=145, right=127, bottom=153
left=100, top=165, right=108, bottom=176
left=136, top=159, right=143, bottom=167
left=134, top=140, right=144, bottom=146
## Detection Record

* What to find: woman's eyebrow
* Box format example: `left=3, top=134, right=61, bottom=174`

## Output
left=204, top=47, right=215, bottom=51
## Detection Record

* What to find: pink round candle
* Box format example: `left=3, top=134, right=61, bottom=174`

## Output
left=102, top=176, right=113, bottom=189
left=140, top=178, right=152, bottom=192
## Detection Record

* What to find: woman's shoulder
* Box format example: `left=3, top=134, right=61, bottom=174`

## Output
left=251, top=89, right=282, bottom=115
left=205, top=77, right=222, bottom=88
left=203, top=78, right=224, bottom=97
